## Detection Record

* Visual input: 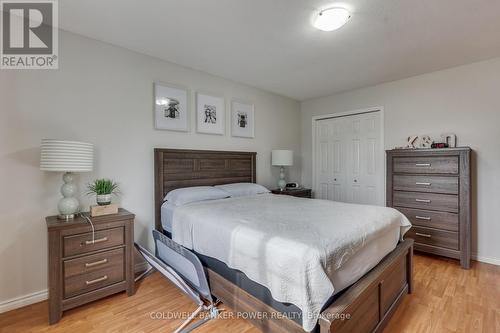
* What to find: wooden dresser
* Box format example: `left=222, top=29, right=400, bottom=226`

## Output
left=386, top=148, right=471, bottom=269
left=46, top=209, right=135, bottom=324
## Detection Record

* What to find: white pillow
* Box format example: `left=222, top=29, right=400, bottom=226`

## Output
left=165, top=186, right=229, bottom=206
left=215, top=183, right=270, bottom=197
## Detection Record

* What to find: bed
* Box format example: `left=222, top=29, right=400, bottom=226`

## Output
left=154, top=148, right=414, bottom=333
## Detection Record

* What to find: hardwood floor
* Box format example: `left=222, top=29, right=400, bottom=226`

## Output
left=385, top=254, right=500, bottom=333
left=1, top=254, right=499, bottom=333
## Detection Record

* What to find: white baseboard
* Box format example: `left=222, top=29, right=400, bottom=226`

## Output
left=0, top=289, right=48, bottom=314
left=472, top=253, right=500, bottom=266
left=0, top=262, right=150, bottom=314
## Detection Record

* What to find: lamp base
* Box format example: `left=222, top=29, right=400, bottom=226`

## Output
left=57, top=172, right=80, bottom=221
left=58, top=214, right=75, bottom=221
left=278, top=166, right=287, bottom=191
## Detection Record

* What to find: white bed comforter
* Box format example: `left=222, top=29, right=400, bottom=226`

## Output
left=172, top=194, right=411, bottom=332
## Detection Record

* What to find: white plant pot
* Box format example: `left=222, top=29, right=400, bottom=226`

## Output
left=96, top=194, right=112, bottom=206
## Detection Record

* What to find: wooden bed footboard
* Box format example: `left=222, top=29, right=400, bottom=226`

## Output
left=319, top=238, right=413, bottom=333
left=208, top=239, right=414, bottom=333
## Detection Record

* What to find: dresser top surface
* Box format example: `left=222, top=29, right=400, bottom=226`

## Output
left=46, top=208, right=134, bottom=230
left=387, top=147, right=471, bottom=153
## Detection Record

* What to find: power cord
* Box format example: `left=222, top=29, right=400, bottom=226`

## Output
left=79, top=212, right=96, bottom=244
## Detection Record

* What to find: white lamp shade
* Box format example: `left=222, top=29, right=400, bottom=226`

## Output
left=40, top=139, right=94, bottom=172
left=272, top=150, right=293, bottom=166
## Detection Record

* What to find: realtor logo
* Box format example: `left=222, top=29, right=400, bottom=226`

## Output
left=1, top=0, right=58, bottom=69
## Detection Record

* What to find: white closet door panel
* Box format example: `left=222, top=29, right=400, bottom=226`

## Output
left=366, top=138, right=376, bottom=176
left=352, top=118, right=361, bottom=135
left=332, top=140, right=341, bottom=173
left=366, top=185, right=377, bottom=205
left=351, top=139, right=361, bottom=175
left=332, top=183, right=342, bottom=201
left=320, top=142, right=328, bottom=173
left=320, top=183, right=328, bottom=199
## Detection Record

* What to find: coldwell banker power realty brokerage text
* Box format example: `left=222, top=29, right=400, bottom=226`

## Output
left=1, top=0, right=58, bottom=69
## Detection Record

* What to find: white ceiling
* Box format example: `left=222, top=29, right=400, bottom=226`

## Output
left=59, top=0, right=500, bottom=101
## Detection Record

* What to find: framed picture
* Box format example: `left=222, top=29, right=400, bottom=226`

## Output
left=154, top=82, right=189, bottom=132
left=231, top=101, right=254, bottom=138
left=196, top=92, right=225, bottom=135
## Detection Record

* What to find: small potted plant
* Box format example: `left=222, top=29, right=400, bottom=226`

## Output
left=87, top=179, right=120, bottom=206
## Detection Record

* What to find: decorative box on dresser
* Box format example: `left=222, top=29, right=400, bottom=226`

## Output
left=46, top=209, right=135, bottom=324
left=386, top=148, right=471, bottom=269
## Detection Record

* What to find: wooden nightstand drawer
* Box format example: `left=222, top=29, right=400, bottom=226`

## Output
left=63, top=227, right=124, bottom=257
left=393, top=156, right=458, bottom=174
left=64, top=264, right=125, bottom=298
left=64, top=248, right=124, bottom=279
left=393, top=175, right=458, bottom=194
left=406, top=226, right=459, bottom=250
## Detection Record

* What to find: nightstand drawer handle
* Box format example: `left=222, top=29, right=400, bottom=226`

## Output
left=415, top=216, right=431, bottom=221
left=415, top=163, right=431, bottom=167
left=85, top=275, right=108, bottom=285
left=84, top=237, right=108, bottom=245
left=85, top=259, right=108, bottom=268
left=415, top=182, right=431, bottom=186
left=416, top=199, right=431, bottom=203
left=415, top=232, right=432, bottom=238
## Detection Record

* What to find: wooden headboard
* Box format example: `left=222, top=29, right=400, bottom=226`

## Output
left=154, top=148, right=257, bottom=231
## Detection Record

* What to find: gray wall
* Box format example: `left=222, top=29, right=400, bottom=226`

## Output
left=301, top=57, right=500, bottom=265
left=0, top=31, right=301, bottom=307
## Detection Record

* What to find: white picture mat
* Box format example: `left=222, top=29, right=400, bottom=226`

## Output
left=196, top=92, right=225, bottom=135
left=154, top=83, right=189, bottom=132
left=231, top=101, right=255, bottom=138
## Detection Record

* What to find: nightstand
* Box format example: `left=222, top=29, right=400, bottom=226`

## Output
left=46, top=208, right=135, bottom=324
left=271, top=188, right=312, bottom=198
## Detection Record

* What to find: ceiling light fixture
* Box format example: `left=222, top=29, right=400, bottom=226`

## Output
left=313, top=7, right=351, bottom=32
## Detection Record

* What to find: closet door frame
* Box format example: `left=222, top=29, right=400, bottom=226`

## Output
left=311, top=107, right=385, bottom=204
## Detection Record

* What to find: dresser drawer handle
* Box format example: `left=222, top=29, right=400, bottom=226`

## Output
left=415, top=216, right=431, bottom=221
left=416, top=199, right=431, bottom=203
left=85, top=275, right=108, bottom=285
left=415, top=163, right=431, bottom=167
left=85, top=259, right=108, bottom=268
left=415, top=182, right=431, bottom=186
left=415, top=232, right=432, bottom=238
left=84, top=237, right=108, bottom=245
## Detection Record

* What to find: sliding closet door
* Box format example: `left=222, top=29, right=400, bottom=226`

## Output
left=314, top=111, right=383, bottom=205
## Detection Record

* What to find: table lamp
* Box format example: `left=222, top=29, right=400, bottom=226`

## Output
left=272, top=150, right=293, bottom=191
left=40, top=139, right=94, bottom=220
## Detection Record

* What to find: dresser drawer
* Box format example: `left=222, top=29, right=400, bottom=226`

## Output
left=64, top=264, right=125, bottom=298
left=393, top=191, right=458, bottom=213
left=393, top=175, right=458, bottom=194
left=393, top=156, right=458, bottom=174
left=63, top=227, right=124, bottom=257
left=64, top=248, right=124, bottom=279
left=406, top=226, right=458, bottom=250
left=395, top=207, right=459, bottom=232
